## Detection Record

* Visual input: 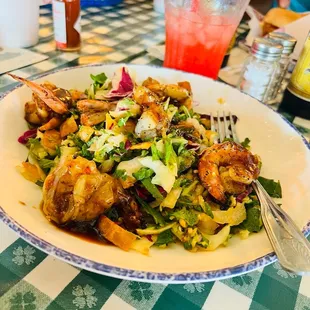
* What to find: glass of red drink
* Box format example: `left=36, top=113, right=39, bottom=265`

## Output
left=164, top=0, right=250, bottom=79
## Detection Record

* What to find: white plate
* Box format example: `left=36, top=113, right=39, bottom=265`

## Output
left=0, top=64, right=309, bottom=283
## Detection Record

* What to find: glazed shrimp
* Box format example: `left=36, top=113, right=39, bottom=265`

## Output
left=77, top=99, right=116, bottom=112
left=8, top=74, right=69, bottom=114
left=198, top=141, right=260, bottom=203
left=77, top=99, right=117, bottom=126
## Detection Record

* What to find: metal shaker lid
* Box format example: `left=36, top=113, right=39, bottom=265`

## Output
left=268, top=32, right=297, bottom=55
left=251, top=38, right=283, bottom=61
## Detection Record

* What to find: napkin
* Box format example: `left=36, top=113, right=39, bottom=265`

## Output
left=245, top=6, right=310, bottom=60
left=0, top=48, right=48, bottom=75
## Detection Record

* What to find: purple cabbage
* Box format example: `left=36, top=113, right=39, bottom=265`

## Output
left=236, top=186, right=253, bottom=203
left=125, top=140, right=132, bottom=150
left=104, top=67, right=134, bottom=99
left=18, top=128, right=37, bottom=145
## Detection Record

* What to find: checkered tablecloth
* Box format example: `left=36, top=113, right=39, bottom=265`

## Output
left=0, top=1, right=310, bottom=309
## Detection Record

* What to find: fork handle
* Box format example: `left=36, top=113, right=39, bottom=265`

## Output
left=252, top=180, right=310, bottom=275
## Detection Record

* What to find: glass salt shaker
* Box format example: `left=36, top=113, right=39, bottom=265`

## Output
left=237, top=38, right=283, bottom=103
left=266, top=32, right=297, bottom=103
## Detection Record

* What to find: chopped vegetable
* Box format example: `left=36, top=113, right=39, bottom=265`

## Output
left=160, top=187, right=182, bottom=209
left=15, top=67, right=275, bottom=255
left=38, top=158, right=55, bottom=170
left=201, top=225, right=231, bottom=251
left=131, top=237, right=156, bottom=255
left=241, top=137, right=251, bottom=148
left=238, top=205, right=263, bottom=233
left=258, top=176, right=282, bottom=198
left=164, top=139, right=178, bottom=176
left=60, top=116, right=78, bottom=138
left=130, top=142, right=152, bottom=150
left=151, top=143, right=162, bottom=160
left=198, top=213, right=219, bottom=235
left=155, top=229, right=175, bottom=246
left=136, top=223, right=176, bottom=236
left=116, top=157, right=143, bottom=188
left=16, top=162, right=46, bottom=184
left=177, top=149, right=196, bottom=174
left=135, top=195, right=165, bottom=226
left=138, top=157, right=175, bottom=193
left=170, top=208, right=199, bottom=227
left=77, top=126, right=94, bottom=142
left=118, top=112, right=132, bottom=127
left=90, top=72, right=108, bottom=86
left=104, top=67, right=134, bottom=99
left=212, top=203, right=246, bottom=226
left=27, top=138, right=48, bottom=160
left=98, top=216, right=137, bottom=251
left=41, top=130, right=62, bottom=156
left=132, top=167, right=154, bottom=181
left=110, top=98, right=141, bottom=119
left=18, top=128, right=37, bottom=145
left=141, top=178, right=164, bottom=200
left=198, top=195, right=213, bottom=218
left=114, top=169, right=127, bottom=180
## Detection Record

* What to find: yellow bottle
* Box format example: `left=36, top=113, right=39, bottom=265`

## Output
left=280, top=32, right=310, bottom=119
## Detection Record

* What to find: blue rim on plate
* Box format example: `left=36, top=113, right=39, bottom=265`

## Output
left=1, top=64, right=310, bottom=283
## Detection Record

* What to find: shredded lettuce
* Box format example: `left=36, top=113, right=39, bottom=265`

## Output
left=138, top=156, right=175, bottom=193
left=113, top=169, right=127, bottom=180
left=116, top=157, right=143, bottom=180
left=177, top=149, right=196, bottom=174
left=160, top=187, right=182, bottom=209
left=135, top=195, right=166, bottom=226
left=110, top=98, right=141, bottom=119
left=141, top=178, right=164, bottom=200
left=117, top=111, right=132, bottom=127
left=136, top=223, right=176, bottom=236
left=170, top=208, right=199, bottom=227
left=38, top=158, right=55, bottom=170
left=154, top=229, right=175, bottom=245
left=198, top=196, right=213, bottom=218
left=164, top=139, right=178, bottom=176
left=151, top=143, right=161, bottom=161
left=27, top=138, right=48, bottom=160
left=200, top=225, right=231, bottom=251
left=132, top=167, right=154, bottom=181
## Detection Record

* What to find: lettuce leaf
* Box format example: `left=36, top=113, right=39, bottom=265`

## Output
left=170, top=208, right=199, bottom=226
left=133, top=167, right=154, bottom=181
left=241, top=137, right=251, bottom=148
left=135, top=194, right=166, bottom=226
left=258, top=176, right=282, bottom=198
left=155, top=229, right=175, bottom=245
left=90, top=73, right=107, bottom=86
left=141, top=178, right=164, bottom=200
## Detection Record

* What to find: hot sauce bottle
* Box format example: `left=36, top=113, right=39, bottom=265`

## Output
left=52, top=0, right=81, bottom=51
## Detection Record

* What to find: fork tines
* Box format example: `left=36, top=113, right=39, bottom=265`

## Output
left=210, top=111, right=239, bottom=144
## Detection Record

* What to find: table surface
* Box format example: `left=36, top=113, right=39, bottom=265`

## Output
left=0, top=1, right=310, bottom=309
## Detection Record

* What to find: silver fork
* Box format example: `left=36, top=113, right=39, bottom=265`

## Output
left=211, top=111, right=310, bottom=275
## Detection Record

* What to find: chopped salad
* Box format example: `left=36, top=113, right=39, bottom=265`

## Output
left=13, top=67, right=282, bottom=255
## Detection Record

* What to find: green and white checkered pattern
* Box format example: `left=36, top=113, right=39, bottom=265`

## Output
left=0, top=223, right=310, bottom=310
left=0, top=1, right=310, bottom=309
